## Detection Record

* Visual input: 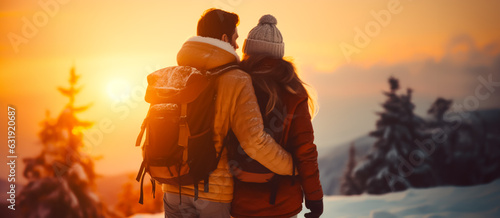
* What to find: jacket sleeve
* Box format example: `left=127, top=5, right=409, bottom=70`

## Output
left=226, top=71, right=295, bottom=176
left=289, top=99, right=323, bottom=200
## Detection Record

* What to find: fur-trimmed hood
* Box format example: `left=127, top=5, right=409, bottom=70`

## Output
left=177, top=36, right=240, bottom=70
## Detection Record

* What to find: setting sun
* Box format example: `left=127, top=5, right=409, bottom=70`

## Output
left=106, top=78, right=132, bottom=102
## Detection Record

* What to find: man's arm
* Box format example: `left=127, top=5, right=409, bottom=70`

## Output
left=221, top=70, right=294, bottom=175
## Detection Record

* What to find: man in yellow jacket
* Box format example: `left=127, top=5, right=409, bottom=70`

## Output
left=161, top=8, right=295, bottom=217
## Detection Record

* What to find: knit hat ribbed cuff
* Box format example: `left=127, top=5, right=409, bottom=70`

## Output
left=243, top=38, right=284, bottom=59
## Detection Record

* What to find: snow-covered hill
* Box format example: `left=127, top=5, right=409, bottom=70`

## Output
left=303, top=178, right=500, bottom=218
left=131, top=178, right=500, bottom=218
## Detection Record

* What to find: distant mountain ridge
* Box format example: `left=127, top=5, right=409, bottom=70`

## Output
left=318, top=135, right=375, bottom=195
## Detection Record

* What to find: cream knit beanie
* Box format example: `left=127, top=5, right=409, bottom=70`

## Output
left=243, top=14, right=284, bottom=58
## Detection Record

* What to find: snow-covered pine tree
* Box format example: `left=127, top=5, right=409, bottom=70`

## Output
left=348, top=77, right=437, bottom=195
left=425, top=97, right=457, bottom=185
left=426, top=97, right=499, bottom=186
left=427, top=98, right=452, bottom=125
left=19, top=67, right=106, bottom=218
left=340, top=144, right=362, bottom=195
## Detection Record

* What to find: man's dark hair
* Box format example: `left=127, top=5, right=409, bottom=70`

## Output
left=197, top=8, right=239, bottom=39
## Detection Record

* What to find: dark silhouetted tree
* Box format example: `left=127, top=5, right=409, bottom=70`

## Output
left=340, top=78, right=500, bottom=196
left=426, top=97, right=500, bottom=186
left=340, top=144, right=361, bottom=195
left=427, top=98, right=452, bottom=124
left=347, top=77, right=437, bottom=195
left=19, top=67, right=106, bottom=218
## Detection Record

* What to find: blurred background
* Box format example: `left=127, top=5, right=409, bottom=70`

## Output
left=1, top=0, right=500, bottom=217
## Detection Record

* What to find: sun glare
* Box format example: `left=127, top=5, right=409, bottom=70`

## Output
left=106, top=79, right=131, bottom=102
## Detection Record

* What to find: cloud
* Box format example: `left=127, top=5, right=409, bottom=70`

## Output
left=301, top=35, right=500, bottom=148
left=303, top=34, right=500, bottom=105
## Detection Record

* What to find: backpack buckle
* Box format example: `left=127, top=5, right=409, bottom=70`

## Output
left=179, top=103, right=188, bottom=126
left=179, top=116, right=187, bottom=125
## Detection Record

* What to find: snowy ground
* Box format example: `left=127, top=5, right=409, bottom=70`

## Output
left=131, top=179, right=500, bottom=218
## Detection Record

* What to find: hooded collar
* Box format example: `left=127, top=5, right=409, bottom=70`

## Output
left=186, top=36, right=240, bottom=60
left=177, top=36, right=240, bottom=70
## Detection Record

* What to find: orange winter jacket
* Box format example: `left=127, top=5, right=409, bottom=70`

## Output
left=231, top=58, right=323, bottom=218
left=161, top=36, right=295, bottom=202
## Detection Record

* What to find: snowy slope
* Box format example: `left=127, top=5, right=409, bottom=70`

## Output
left=131, top=178, right=500, bottom=218
left=300, top=179, right=500, bottom=218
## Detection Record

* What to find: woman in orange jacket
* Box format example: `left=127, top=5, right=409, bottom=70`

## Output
left=230, top=14, right=324, bottom=218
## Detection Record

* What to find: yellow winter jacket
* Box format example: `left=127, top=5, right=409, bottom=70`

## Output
left=161, top=36, right=295, bottom=202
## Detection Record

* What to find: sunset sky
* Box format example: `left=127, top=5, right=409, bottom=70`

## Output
left=1, top=0, right=500, bottom=182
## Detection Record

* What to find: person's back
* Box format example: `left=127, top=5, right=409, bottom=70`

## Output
left=158, top=9, right=296, bottom=218
left=230, top=15, right=323, bottom=218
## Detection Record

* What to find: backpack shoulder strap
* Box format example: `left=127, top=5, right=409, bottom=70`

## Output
left=178, top=103, right=190, bottom=162
left=205, top=62, right=240, bottom=78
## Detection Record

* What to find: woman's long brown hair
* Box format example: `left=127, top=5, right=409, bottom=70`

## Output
left=240, top=54, right=317, bottom=117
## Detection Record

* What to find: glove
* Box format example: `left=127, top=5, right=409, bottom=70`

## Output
left=304, top=199, right=323, bottom=218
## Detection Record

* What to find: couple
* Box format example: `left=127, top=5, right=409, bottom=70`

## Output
left=160, top=8, right=323, bottom=218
